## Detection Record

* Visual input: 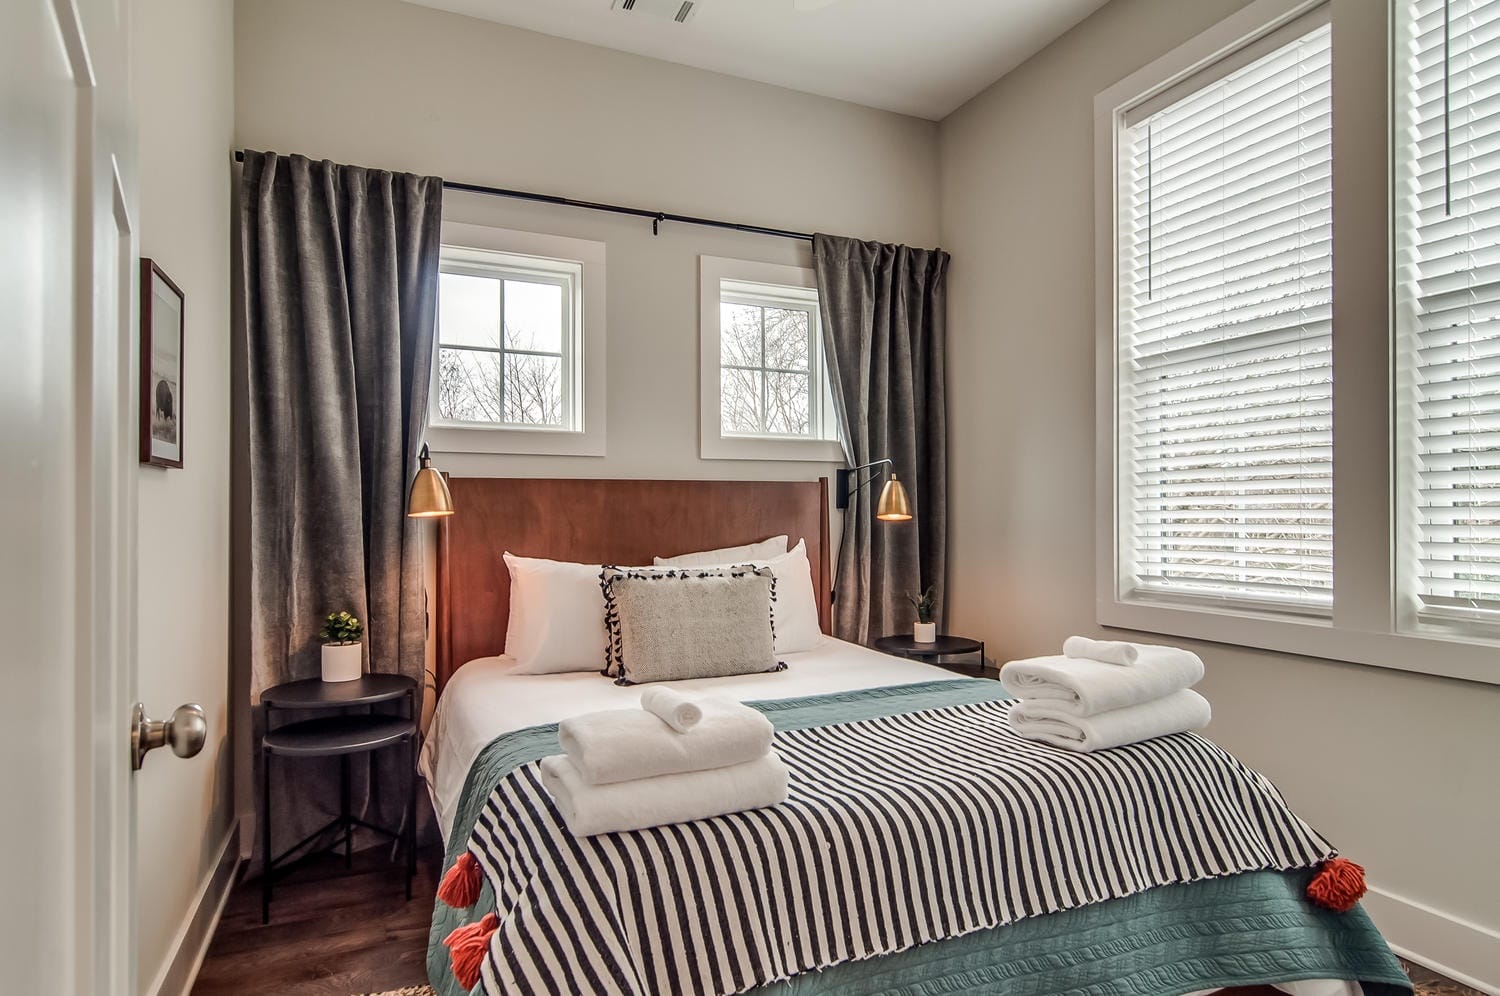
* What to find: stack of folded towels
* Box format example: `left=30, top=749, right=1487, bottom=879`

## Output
left=999, top=635, right=1211, bottom=752
left=540, top=687, right=789, bottom=837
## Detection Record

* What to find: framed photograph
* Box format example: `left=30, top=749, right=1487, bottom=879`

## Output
left=140, top=258, right=185, bottom=468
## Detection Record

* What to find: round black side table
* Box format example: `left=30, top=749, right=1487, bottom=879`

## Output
left=873, top=634, right=991, bottom=678
left=259, top=673, right=418, bottom=924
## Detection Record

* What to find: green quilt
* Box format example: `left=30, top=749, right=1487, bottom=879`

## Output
left=427, top=679, right=1410, bottom=995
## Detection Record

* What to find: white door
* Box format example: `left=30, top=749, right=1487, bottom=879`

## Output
left=1, top=0, right=139, bottom=992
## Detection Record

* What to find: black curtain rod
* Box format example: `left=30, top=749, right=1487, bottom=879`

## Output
left=232, top=150, right=815, bottom=242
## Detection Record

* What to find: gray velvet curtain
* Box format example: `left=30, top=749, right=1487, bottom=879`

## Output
left=814, top=234, right=949, bottom=644
left=237, top=152, right=441, bottom=865
left=239, top=151, right=441, bottom=697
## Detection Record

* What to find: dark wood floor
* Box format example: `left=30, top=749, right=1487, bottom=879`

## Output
left=1401, top=959, right=1485, bottom=995
left=193, top=842, right=443, bottom=996
left=194, top=843, right=1479, bottom=996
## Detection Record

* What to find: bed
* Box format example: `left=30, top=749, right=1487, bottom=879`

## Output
left=421, top=477, right=1410, bottom=996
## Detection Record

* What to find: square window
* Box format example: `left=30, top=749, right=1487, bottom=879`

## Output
left=433, top=245, right=579, bottom=432
left=717, top=293, right=819, bottom=440
left=701, top=258, right=840, bottom=462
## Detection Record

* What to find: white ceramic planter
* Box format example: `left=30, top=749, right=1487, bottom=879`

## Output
left=321, top=642, right=363, bottom=682
left=913, top=622, right=937, bottom=643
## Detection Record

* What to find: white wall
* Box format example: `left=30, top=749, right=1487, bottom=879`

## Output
left=234, top=0, right=939, bottom=483
left=940, top=0, right=1500, bottom=986
left=132, top=0, right=237, bottom=991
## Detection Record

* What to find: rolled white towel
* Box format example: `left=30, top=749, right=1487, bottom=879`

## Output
left=540, top=752, right=789, bottom=836
left=1007, top=689, right=1212, bottom=752
left=1063, top=635, right=1201, bottom=670
left=1000, top=653, right=1203, bottom=716
left=640, top=686, right=703, bottom=733
left=558, top=696, right=773, bottom=785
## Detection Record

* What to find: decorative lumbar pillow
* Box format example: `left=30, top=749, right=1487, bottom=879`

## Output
left=653, top=535, right=788, bottom=568
left=503, top=553, right=614, bottom=675
left=601, top=566, right=784, bottom=684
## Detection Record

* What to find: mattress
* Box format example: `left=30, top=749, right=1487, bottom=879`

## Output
left=421, top=635, right=961, bottom=843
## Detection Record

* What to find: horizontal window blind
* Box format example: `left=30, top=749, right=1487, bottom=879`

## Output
left=1399, top=0, right=1500, bottom=625
left=1118, top=20, right=1333, bottom=612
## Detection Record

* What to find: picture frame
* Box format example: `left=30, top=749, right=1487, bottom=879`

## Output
left=140, top=258, right=185, bottom=468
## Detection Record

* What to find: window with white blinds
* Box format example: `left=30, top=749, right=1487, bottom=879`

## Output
left=1397, top=0, right=1500, bottom=629
left=1116, top=17, right=1334, bottom=613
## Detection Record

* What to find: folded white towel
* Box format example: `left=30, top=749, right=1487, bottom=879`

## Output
left=1007, top=689, right=1212, bottom=752
left=640, top=686, right=703, bottom=733
left=1000, top=653, right=1203, bottom=716
left=1063, top=635, right=1201, bottom=670
left=540, top=752, right=789, bottom=836
left=558, top=696, right=774, bottom=785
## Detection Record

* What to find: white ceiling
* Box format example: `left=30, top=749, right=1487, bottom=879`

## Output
left=399, top=0, right=1110, bottom=120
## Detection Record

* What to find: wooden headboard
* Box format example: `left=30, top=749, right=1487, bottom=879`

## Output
left=434, top=477, right=831, bottom=689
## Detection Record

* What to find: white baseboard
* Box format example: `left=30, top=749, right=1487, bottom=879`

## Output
left=1363, top=883, right=1500, bottom=995
left=145, top=822, right=242, bottom=996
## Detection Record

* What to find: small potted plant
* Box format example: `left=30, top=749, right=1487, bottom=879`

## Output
left=908, top=587, right=937, bottom=643
left=319, top=610, right=364, bottom=683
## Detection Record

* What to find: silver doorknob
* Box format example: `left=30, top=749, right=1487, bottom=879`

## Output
left=132, top=702, right=207, bottom=770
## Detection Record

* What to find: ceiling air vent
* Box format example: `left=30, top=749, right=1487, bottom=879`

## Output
left=611, top=0, right=700, bottom=24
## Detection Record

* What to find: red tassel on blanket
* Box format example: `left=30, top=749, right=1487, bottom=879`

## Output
left=1307, top=857, right=1366, bottom=913
left=444, top=911, right=500, bottom=990
left=438, top=852, right=483, bottom=909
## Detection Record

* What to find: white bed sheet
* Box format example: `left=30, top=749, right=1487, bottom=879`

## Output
left=420, top=635, right=960, bottom=843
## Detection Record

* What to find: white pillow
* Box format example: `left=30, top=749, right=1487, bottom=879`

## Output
left=756, top=540, right=823, bottom=654
left=502, top=553, right=612, bottom=674
left=653, top=539, right=822, bottom=654
left=653, top=535, right=789, bottom=568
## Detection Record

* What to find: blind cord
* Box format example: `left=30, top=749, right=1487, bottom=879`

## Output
left=1444, top=0, right=1453, bottom=216
left=1146, top=120, right=1154, bottom=301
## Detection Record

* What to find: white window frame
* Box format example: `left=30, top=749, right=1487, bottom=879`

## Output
left=699, top=255, right=843, bottom=462
left=427, top=221, right=605, bottom=457
left=1392, top=0, right=1500, bottom=647
left=1094, top=0, right=1500, bottom=685
left=436, top=248, right=576, bottom=429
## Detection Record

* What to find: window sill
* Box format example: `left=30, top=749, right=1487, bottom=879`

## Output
left=427, top=422, right=604, bottom=458
left=1098, top=595, right=1500, bottom=687
left=699, top=433, right=844, bottom=463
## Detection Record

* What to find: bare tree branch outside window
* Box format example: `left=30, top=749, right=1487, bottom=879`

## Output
left=436, top=271, right=565, bottom=427
left=720, top=301, right=813, bottom=437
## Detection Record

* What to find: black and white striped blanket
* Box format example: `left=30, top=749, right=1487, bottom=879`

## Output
left=460, top=698, right=1334, bottom=995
